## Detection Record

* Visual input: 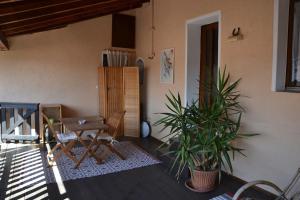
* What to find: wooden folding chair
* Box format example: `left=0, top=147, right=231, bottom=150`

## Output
left=42, top=113, right=79, bottom=166
left=87, top=112, right=126, bottom=160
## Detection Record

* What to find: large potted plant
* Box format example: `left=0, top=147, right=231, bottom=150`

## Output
left=155, top=68, right=256, bottom=192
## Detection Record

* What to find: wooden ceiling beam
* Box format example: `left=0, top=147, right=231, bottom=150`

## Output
left=0, top=0, right=132, bottom=24
left=6, top=24, right=68, bottom=36
left=0, top=0, right=147, bottom=14
left=2, top=1, right=143, bottom=37
left=0, top=31, right=9, bottom=50
left=0, top=0, right=142, bottom=30
left=0, top=0, right=27, bottom=4
left=0, top=0, right=85, bottom=14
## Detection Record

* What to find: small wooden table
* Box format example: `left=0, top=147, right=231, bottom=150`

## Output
left=61, top=117, right=108, bottom=168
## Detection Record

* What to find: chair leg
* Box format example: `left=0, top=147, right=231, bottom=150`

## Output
left=66, top=140, right=77, bottom=156
left=65, top=140, right=76, bottom=152
left=48, top=141, right=77, bottom=165
left=88, top=139, right=103, bottom=164
left=48, top=144, right=59, bottom=157
left=64, top=150, right=79, bottom=164
left=74, top=148, right=90, bottom=169
left=75, top=138, right=103, bottom=168
left=105, top=143, right=125, bottom=160
left=47, top=144, right=62, bottom=166
left=52, top=148, right=63, bottom=162
left=90, top=142, right=102, bottom=156
left=62, top=140, right=79, bottom=164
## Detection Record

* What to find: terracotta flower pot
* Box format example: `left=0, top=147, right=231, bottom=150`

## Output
left=190, top=168, right=219, bottom=192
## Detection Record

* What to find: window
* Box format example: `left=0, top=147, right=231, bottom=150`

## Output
left=286, top=0, right=300, bottom=87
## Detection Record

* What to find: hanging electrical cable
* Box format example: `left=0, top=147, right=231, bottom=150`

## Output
left=148, top=0, right=155, bottom=59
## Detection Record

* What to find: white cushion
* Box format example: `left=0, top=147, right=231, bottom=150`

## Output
left=88, top=131, right=113, bottom=142
left=57, top=132, right=77, bottom=143
left=98, top=133, right=113, bottom=141
left=83, top=130, right=99, bottom=135
left=81, top=130, right=98, bottom=140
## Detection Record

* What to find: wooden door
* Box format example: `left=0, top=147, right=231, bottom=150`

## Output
left=199, top=22, right=219, bottom=105
left=123, top=67, right=140, bottom=137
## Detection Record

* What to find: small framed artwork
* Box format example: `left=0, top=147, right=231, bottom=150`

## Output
left=160, top=48, right=174, bottom=84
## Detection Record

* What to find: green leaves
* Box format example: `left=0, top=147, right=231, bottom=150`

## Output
left=154, top=68, right=257, bottom=180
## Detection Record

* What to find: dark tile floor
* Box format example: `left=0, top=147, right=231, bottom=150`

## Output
left=0, top=137, right=276, bottom=200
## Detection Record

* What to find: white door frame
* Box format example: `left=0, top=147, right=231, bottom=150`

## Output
left=184, top=11, right=221, bottom=105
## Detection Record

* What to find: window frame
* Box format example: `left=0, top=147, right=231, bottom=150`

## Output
left=286, top=0, right=300, bottom=88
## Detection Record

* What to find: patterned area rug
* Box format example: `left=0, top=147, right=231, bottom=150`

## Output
left=210, top=194, right=233, bottom=200
left=41, top=141, right=160, bottom=183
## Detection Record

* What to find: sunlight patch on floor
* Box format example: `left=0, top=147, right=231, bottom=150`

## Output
left=11, top=156, right=42, bottom=168
left=1, top=142, right=71, bottom=199
left=12, top=159, right=42, bottom=172
left=8, top=170, right=44, bottom=186
left=0, top=156, right=6, bottom=181
left=10, top=163, right=43, bottom=177
left=23, top=186, right=48, bottom=200
left=12, top=151, right=41, bottom=162
left=8, top=166, right=44, bottom=183
left=4, top=146, right=49, bottom=200
left=1, top=143, right=38, bottom=150
left=6, top=181, right=46, bottom=199
left=46, top=143, right=67, bottom=195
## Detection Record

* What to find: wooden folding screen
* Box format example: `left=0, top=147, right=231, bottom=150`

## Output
left=123, top=67, right=140, bottom=137
left=98, top=66, right=140, bottom=137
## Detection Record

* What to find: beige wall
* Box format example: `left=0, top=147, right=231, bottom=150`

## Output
left=0, top=16, right=112, bottom=117
left=136, top=0, right=300, bottom=190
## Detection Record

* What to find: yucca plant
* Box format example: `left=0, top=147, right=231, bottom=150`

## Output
left=155, top=68, right=257, bottom=180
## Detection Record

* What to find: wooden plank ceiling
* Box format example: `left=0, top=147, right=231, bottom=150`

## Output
left=0, top=0, right=149, bottom=50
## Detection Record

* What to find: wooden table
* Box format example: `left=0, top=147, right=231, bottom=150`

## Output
left=61, top=117, right=108, bottom=168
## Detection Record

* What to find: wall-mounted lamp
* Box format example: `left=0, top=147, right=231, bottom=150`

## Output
left=228, top=27, right=243, bottom=42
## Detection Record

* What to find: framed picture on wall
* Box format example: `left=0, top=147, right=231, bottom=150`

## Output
left=160, top=48, right=174, bottom=84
